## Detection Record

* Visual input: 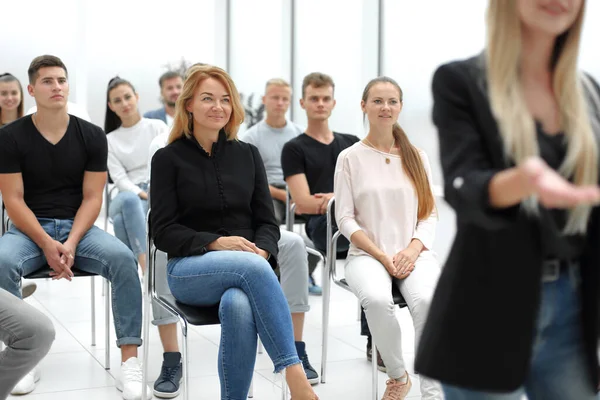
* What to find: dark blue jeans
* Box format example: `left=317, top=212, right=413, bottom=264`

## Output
left=305, top=214, right=349, bottom=255
left=443, top=265, right=599, bottom=400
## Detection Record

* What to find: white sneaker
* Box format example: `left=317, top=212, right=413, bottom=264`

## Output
left=116, top=357, right=153, bottom=399
left=11, top=367, right=40, bottom=395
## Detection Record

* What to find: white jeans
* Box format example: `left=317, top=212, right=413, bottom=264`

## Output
left=345, top=251, right=443, bottom=400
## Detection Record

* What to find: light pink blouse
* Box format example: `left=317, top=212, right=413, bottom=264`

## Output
left=334, top=141, right=437, bottom=258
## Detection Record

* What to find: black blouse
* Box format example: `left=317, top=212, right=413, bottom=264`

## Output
left=150, top=130, right=280, bottom=268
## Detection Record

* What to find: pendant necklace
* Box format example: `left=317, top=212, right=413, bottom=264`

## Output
left=364, top=137, right=395, bottom=164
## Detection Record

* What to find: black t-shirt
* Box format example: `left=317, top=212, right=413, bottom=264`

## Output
left=536, top=124, right=585, bottom=260
left=0, top=115, right=107, bottom=219
left=281, top=132, right=359, bottom=194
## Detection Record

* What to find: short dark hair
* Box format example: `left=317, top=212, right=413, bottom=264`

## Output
left=28, top=55, right=68, bottom=84
left=159, top=71, right=182, bottom=89
left=301, top=72, right=335, bottom=99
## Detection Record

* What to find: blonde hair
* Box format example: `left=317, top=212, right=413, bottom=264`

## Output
left=265, top=78, right=291, bottom=92
left=362, top=77, right=435, bottom=221
left=168, top=65, right=244, bottom=144
left=486, top=0, right=597, bottom=234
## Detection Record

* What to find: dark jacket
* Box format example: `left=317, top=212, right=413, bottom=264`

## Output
left=150, top=130, right=280, bottom=268
left=144, top=108, right=167, bottom=124
left=415, top=55, right=600, bottom=392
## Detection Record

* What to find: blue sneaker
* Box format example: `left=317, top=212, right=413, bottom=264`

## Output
left=295, top=341, right=319, bottom=385
left=308, top=275, right=322, bottom=296
left=154, top=352, right=182, bottom=399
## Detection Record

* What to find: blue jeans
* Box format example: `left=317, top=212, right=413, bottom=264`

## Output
left=167, top=251, right=301, bottom=400
left=109, top=183, right=149, bottom=257
left=0, top=219, right=143, bottom=347
left=443, top=265, right=598, bottom=400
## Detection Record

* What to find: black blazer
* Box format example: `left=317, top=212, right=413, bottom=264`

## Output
left=415, top=55, right=600, bottom=392
left=150, top=130, right=280, bottom=268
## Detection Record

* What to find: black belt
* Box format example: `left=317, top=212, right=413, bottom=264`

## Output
left=541, top=259, right=577, bottom=282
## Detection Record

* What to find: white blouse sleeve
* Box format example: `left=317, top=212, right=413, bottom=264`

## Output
left=334, top=151, right=362, bottom=241
left=412, top=151, right=437, bottom=250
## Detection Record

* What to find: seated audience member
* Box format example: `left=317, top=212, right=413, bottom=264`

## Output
left=144, top=71, right=183, bottom=129
left=281, top=72, right=358, bottom=256
left=335, top=77, right=442, bottom=400
left=0, top=73, right=25, bottom=127
left=105, top=76, right=167, bottom=274
left=105, top=76, right=183, bottom=398
left=150, top=64, right=318, bottom=400
left=0, top=288, right=55, bottom=399
left=241, top=78, right=322, bottom=295
left=0, top=55, right=150, bottom=400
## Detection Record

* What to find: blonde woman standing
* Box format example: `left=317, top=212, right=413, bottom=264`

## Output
left=416, top=1, right=600, bottom=399
left=335, top=76, right=442, bottom=400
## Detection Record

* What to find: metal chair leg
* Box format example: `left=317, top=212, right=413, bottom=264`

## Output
left=105, top=278, right=111, bottom=370
left=91, top=277, right=96, bottom=346
left=258, top=338, right=264, bottom=354
left=141, top=277, right=152, bottom=400
left=281, top=368, right=288, bottom=400
left=181, top=318, right=190, bottom=400
left=248, top=377, right=254, bottom=398
left=320, top=254, right=331, bottom=384
left=372, top=338, right=378, bottom=400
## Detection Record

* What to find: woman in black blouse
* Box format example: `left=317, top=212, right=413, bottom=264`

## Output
left=415, top=1, right=600, bottom=399
left=150, top=65, right=318, bottom=400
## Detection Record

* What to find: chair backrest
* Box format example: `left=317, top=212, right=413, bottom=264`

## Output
left=325, top=197, right=344, bottom=282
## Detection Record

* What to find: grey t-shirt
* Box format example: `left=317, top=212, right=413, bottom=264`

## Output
left=241, top=120, right=303, bottom=186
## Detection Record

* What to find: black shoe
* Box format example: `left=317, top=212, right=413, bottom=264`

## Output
left=366, top=339, right=387, bottom=373
left=154, top=352, right=182, bottom=399
left=295, top=341, right=319, bottom=385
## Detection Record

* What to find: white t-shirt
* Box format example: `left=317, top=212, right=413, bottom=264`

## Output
left=165, top=114, right=174, bottom=129
left=107, top=118, right=168, bottom=194
left=26, top=102, right=92, bottom=122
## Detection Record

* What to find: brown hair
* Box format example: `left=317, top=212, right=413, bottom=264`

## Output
left=301, top=72, right=335, bottom=99
left=362, top=77, right=435, bottom=221
left=27, top=55, right=68, bottom=84
left=168, top=65, right=244, bottom=144
left=0, top=73, right=24, bottom=121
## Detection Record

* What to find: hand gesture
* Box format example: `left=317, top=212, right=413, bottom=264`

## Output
left=42, top=240, right=74, bottom=281
left=522, top=157, right=600, bottom=209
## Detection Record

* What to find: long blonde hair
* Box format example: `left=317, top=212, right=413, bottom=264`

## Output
left=362, top=77, right=435, bottom=221
left=486, top=0, right=597, bottom=234
left=168, top=65, right=244, bottom=144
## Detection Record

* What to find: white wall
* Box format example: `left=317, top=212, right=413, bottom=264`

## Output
left=291, top=0, right=378, bottom=136
left=229, top=0, right=289, bottom=133
left=0, top=0, right=221, bottom=127
left=84, top=0, right=220, bottom=126
left=0, top=0, right=80, bottom=114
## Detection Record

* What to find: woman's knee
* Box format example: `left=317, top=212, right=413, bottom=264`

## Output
left=362, top=293, right=396, bottom=317
left=111, top=192, right=142, bottom=216
left=220, top=288, right=255, bottom=328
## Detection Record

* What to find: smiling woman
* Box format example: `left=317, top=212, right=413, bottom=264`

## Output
left=0, top=73, right=24, bottom=127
